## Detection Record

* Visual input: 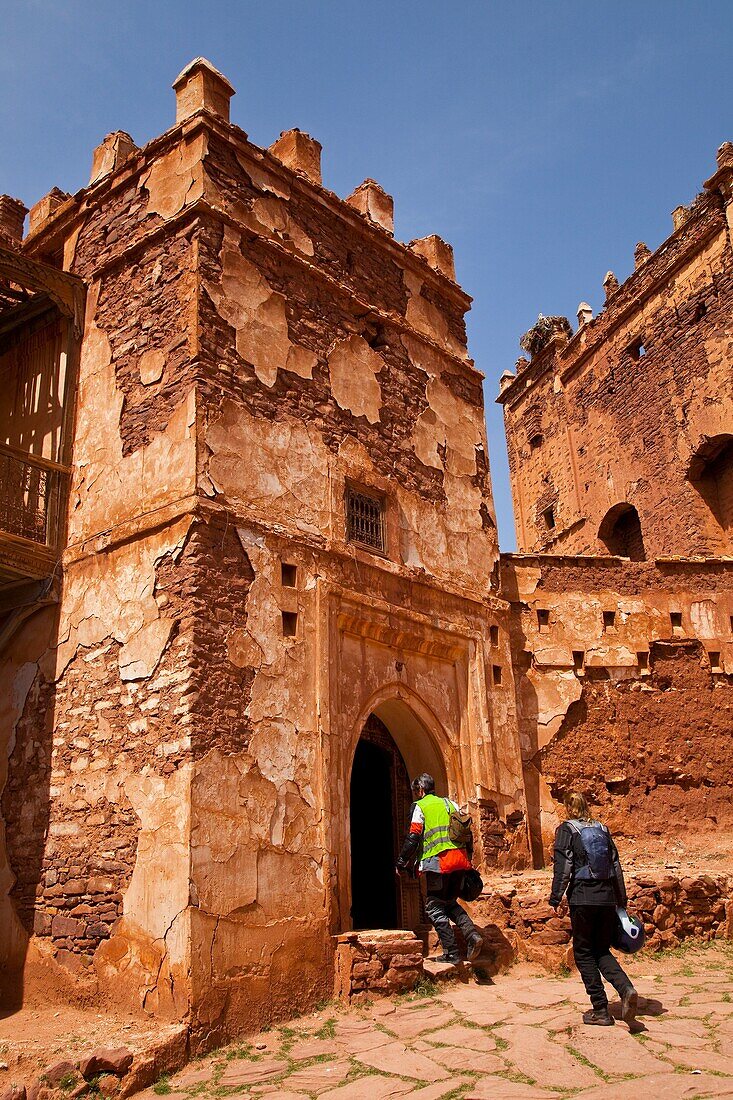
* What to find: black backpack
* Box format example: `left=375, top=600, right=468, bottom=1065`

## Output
left=566, top=819, right=612, bottom=881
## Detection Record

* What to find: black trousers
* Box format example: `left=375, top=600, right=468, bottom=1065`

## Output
left=424, top=870, right=476, bottom=956
left=570, top=905, right=632, bottom=1011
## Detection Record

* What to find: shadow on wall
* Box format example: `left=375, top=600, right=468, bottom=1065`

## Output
left=0, top=604, right=58, bottom=1012
left=506, top=610, right=546, bottom=869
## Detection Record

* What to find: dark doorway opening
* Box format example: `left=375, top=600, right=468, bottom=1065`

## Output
left=599, top=503, right=646, bottom=560
left=349, top=714, right=425, bottom=933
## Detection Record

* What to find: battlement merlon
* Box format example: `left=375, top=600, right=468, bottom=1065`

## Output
left=21, top=57, right=479, bottom=377
left=497, top=140, right=733, bottom=409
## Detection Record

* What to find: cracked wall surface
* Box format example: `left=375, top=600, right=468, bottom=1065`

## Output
left=1, top=85, right=523, bottom=1039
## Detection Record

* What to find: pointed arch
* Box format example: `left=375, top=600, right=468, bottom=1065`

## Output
left=348, top=682, right=451, bottom=793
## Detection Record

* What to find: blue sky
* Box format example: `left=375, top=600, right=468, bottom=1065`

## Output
left=2, top=1, right=732, bottom=549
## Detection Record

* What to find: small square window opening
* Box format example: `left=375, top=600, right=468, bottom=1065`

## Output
left=573, top=650, right=585, bottom=672
left=281, top=562, right=297, bottom=588
left=628, top=337, right=646, bottom=360
left=529, top=433, right=543, bottom=450
left=492, top=665, right=502, bottom=686
left=489, top=624, right=499, bottom=647
left=537, top=608, right=550, bottom=632
left=542, top=506, right=556, bottom=530
left=637, top=651, right=649, bottom=671
left=709, top=651, right=722, bottom=672
left=670, top=611, right=683, bottom=631
left=347, top=487, right=385, bottom=553
left=282, top=611, right=298, bottom=638
left=603, top=610, right=616, bottom=631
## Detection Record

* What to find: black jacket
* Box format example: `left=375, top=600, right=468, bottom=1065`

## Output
left=396, top=802, right=422, bottom=871
left=549, top=820, right=627, bottom=908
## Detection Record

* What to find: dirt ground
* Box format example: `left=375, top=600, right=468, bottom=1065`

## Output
left=0, top=1002, right=182, bottom=1089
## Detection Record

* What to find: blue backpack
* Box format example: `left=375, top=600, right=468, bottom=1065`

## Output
left=566, top=819, right=612, bottom=881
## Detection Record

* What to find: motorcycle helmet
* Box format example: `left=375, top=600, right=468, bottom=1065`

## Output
left=612, top=907, right=646, bottom=954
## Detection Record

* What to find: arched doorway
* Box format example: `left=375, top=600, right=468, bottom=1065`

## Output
left=349, top=714, right=425, bottom=933
left=688, top=434, right=733, bottom=544
left=598, top=503, right=646, bottom=560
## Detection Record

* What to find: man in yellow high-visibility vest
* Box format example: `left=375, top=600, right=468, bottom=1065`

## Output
left=396, top=773, right=483, bottom=964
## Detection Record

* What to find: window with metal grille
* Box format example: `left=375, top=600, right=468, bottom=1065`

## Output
left=346, top=487, right=385, bottom=552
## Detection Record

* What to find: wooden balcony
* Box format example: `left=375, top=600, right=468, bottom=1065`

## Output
left=0, top=247, right=84, bottom=640
left=0, top=441, right=70, bottom=586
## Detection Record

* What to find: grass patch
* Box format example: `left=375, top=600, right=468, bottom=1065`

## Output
left=57, top=1074, right=79, bottom=1093
left=224, top=1044, right=259, bottom=1061
left=315, top=1017, right=336, bottom=1040
left=567, top=1045, right=610, bottom=1082
left=396, top=976, right=439, bottom=1002
left=494, top=1068, right=538, bottom=1087
left=153, top=1076, right=171, bottom=1096
left=413, top=976, right=439, bottom=998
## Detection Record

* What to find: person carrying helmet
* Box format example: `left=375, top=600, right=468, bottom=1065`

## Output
left=549, top=791, right=638, bottom=1027
left=396, top=772, right=483, bottom=964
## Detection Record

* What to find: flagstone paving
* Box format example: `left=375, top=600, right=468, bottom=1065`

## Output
left=140, top=943, right=733, bottom=1100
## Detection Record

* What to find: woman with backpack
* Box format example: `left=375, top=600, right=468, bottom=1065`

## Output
left=549, top=791, right=638, bottom=1027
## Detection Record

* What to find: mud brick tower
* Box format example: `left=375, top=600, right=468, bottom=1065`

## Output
left=499, top=145, right=733, bottom=863
left=0, top=60, right=527, bottom=1042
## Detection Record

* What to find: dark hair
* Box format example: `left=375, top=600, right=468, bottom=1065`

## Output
left=412, top=773, right=435, bottom=795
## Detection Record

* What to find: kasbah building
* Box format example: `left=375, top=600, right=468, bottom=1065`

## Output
left=0, top=58, right=731, bottom=1049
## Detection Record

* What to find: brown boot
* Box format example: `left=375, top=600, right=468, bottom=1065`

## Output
left=582, top=1008, right=614, bottom=1026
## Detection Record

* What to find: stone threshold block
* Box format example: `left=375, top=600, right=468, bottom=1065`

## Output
left=334, top=929, right=423, bottom=1003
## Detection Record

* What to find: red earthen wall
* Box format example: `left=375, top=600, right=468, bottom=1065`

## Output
left=501, top=188, right=733, bottom=558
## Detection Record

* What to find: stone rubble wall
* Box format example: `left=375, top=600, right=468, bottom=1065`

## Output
left=472, top=870, right=733, bottom=972
left=334, top=929, right=423, bottom=1003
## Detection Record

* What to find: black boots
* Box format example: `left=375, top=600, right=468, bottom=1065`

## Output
left=582, top=1008, right=614, bottom=1026
left=621, top=987, right=638, bottom=1024
left=466, top=932, right=483, bottom=960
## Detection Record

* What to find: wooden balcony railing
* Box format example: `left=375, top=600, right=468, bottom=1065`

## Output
left=0, top=442, right=68, bottom=550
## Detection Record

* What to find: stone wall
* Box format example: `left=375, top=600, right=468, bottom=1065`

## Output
left=473, top=870, right=733, bottom=972
left=498, top=151, right=733, bottom=559
left=334, top=929, right=423, bottom=1003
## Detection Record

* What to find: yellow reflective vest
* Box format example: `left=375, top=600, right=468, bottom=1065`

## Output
left=418, top=794, right=460, bottom=860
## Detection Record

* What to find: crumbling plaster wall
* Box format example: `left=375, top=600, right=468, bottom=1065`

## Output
left=194, top=127, right=498, bottom=597
left=173, top=126, right=528, bottom=1037
left=3, top=108, right=520, bottom=1038
left=503, top=193, right=733, bottom=557
left=1, top=133, right=204, bottom=1012
left=502, top=555, right=733, bottom=864
left=181, top=517, right=528, bottom=1042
